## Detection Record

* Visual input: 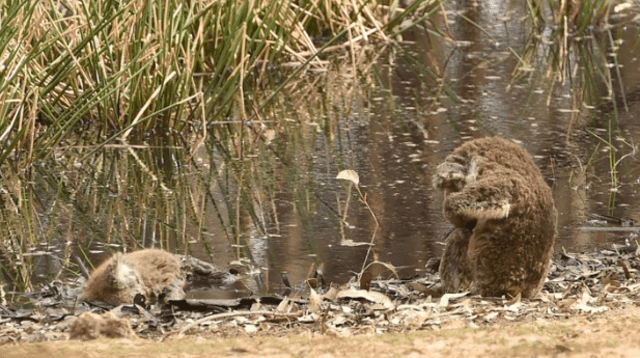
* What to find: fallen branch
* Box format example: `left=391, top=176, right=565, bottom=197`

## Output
left=178, top=310, right=302, bottom=338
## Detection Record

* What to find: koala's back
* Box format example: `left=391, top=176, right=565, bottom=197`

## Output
left=78, top=249, right=185, bottom=305
left=123, top=249, right=185, bottom=298
left=447, top=137, right=542, bottom=178
left=434, top=137, right=557, bottom=298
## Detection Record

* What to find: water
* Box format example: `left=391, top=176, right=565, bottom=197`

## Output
left=2, top=2, right=640, bottom=300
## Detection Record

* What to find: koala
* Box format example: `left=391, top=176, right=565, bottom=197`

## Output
left=77, top=249, right=242, bottom=306
left=77, top=249, right=186, bottom=306
left=432, top=137, right=557, bottom=299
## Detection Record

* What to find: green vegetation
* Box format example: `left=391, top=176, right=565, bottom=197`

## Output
left=517, top=0, right=630, bottom=107
left=0, top=0, right=437, bottom=168
left=0, top=0, right=439, bottom=295
left=516, top=0, right=638, bottom=211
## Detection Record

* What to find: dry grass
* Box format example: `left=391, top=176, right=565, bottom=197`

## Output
left=3, top=307, right=640, bottom=357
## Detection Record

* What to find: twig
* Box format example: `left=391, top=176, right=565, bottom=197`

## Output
left=178, top=310, right=301, bottom=338
left=356, top=186, right=380, bottom=274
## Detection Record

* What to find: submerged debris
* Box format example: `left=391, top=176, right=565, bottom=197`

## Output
left=2, top=244, right=640, bottom=343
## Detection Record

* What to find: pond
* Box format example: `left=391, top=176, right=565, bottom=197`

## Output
left=1, top=1, right=639, bottom=302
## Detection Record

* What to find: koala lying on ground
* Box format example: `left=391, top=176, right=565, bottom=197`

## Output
left=432, top=137, right=557, bottom=299
left=78, top=249, right=239, bottom=306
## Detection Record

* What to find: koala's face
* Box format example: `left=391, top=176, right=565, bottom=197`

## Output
left=433, top=156, right=478, bottom=194
left=78, top=254, right=146, bottom=306
left=111, top=260, right=145, bottom=302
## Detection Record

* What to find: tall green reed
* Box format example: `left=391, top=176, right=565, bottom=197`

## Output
left=517, top=0, right=638, bottom=206
left=0, top=0, right=441, bottom=296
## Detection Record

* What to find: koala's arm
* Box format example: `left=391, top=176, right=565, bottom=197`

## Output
left=443, top=174, right=526, bottom=227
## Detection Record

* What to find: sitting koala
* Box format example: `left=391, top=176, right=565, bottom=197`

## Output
left=432, top=137, right=557, bottom=299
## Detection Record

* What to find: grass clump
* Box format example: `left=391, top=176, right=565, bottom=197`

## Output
left=0, top=0, right=439, bottom=296
left=0, top=0, right=437, bottom=169
left=516, top=0, right=638, bottom=108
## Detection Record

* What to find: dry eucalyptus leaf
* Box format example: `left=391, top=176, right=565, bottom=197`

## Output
left=439, top=292, right=469, bottom=307
left=571, top=303, right=609, bottom=314
left=366, top=260, right=400, bottom=279
left=336, top=169, right=360, bottom=186
left=263, top=129, right=276, bottom=145
left=340, top=239, right=372, bottom=247
left=308, top=287, right=323, bottom=313
left=484, top=311, right=499, bottom=322
left=276, top=296, right=290, bottom=312
left=336, top=288, right=394, bottom=309
left=323, top=286, right=340, bottom=301
left=307, top=278, right=318, bottom=289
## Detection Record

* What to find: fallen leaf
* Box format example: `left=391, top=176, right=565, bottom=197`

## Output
left=484, top=311, right=499, bottom=321
left=323, top=286, right=340, bottom=301
left=571, top=303, right=609, bottom=313
left=276, top=296, right=290, bottom=312
left=308, top=287, right=323, bottom=313
left=336, top=169, right=359, bottom=186
left=340, top=239, right=372, bottom=247
left=244, top=324, right=258, bottom=334
left=336, top=288, right=394, bottom=309
left=360, top=271, right=372, bottom=291
left=439, top=292, right=469, bottom=307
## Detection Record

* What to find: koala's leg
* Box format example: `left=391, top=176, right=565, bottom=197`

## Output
left=439, top=227, right=474, bottom=293
left=468, top=206, right=557, bottom=299
left=467, top=231, right=528, bottom=298
left=178, top=255, right=240, bottom=291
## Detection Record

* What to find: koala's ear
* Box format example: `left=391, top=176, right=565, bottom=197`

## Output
left=103, top=253, right=124, bottom=285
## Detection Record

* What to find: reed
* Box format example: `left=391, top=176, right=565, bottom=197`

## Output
left=516, top=0, right=638, bottom=109
left=0, top=0, right=437, bottom=168
left=0, top=0, right=439, bottom=297
left=516, top=0, right=638, bottom=210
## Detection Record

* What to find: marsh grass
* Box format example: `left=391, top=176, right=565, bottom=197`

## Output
left=0, top=58, right=389, bottom=296
left=0, top=0, right=437, bottom=168
left=525, top=0, right=616, bottom=30
left=0, top=0, right=440, bottom=296
left=517, top=0, right=626, bottom=102
left=514, top=0, right=639, bottom=193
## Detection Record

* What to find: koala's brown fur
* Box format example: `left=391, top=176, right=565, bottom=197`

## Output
left=68, top=312, right=135, bottom=340
left=433, top=137, right=557, bottom=298
left=77, top=249, right=186, bottom=306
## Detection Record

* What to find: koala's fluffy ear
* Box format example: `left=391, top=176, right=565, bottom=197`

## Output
left=103, top=253, right=124, bottom=287
left=103, top=253, right=142, bottom=291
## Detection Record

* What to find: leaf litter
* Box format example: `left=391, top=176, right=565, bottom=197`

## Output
left=2, top=244, right=640, bottom=344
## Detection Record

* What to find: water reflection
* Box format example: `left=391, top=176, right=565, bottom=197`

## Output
left=260, top=3, right=640, bottom=290
left=1, top=2, right=640, bottom=301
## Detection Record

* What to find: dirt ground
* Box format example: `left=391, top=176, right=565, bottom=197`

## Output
left=2, top=306, right=640, bottom=358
